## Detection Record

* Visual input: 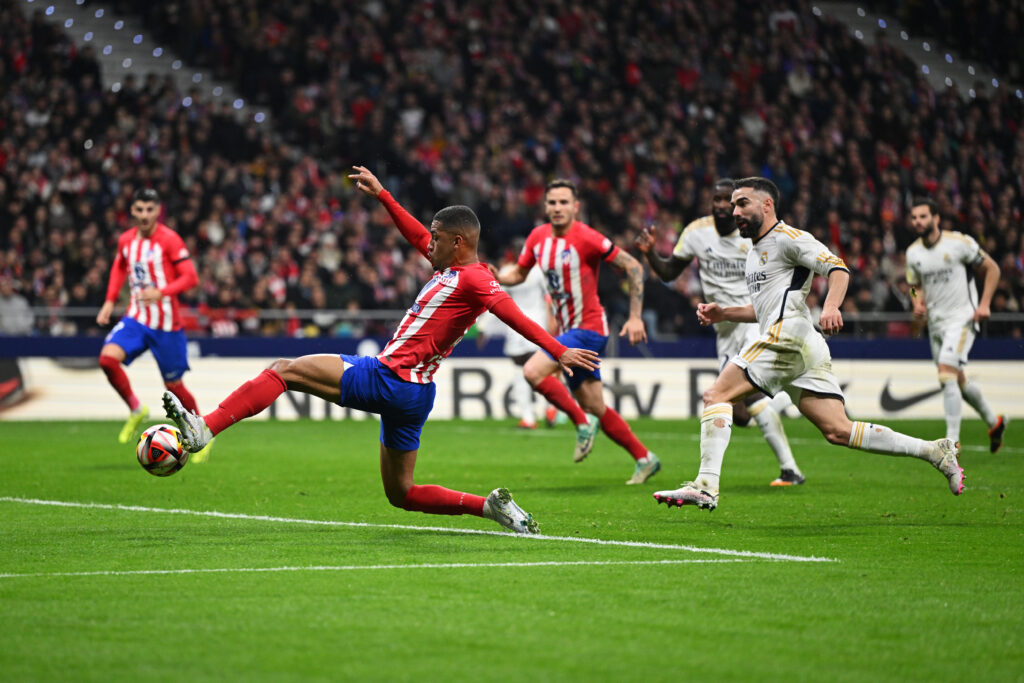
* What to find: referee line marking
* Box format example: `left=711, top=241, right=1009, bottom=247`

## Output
left=0, top=559, right=745, bottom=580
left=0, top=497, right=836, bottom=563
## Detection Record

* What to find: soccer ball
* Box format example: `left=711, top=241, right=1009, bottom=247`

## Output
left=136, top=424, right=189, bottom=476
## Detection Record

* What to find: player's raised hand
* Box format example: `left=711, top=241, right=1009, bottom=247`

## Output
left=557, top=347, right=600, bottom=377
left=634, top=225, right=656, bottom=254
left=697, top=303, right=723, bottom=326
left=820, top=305, right=844, bottom=335
left=349, top=166, right=384, bottom=197
left=619, top=316, right=647, bottom=344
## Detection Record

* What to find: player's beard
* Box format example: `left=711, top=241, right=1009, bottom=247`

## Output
left=713, top=211, right=734, bottom=235
left=736, top=213, right=763, bottom=239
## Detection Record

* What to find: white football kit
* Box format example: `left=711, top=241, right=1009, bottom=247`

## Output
left=673, top=216, right=758, bottom=368
left=478, top=266, right=550, bottom=358
left=729, top=221, right=850, bottom=399
left=905, top=231, right=985, bottom=367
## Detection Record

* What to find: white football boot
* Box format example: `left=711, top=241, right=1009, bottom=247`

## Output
left=482, top=488, right=539, bottom=534
left=931, top=438, right=964, bottom=495
left=162, top=391, right=213, bottom=453
left=653, top=480, right=719, bottom=511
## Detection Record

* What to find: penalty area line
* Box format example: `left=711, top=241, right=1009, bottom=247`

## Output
left=0, top=496, right=837, bottom=563
left=0, top=559, right=747, bottom=580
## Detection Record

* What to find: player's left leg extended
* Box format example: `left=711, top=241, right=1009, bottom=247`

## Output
left=573, top=378, right=660, bottom=484
left=378, top=433, right=537, bottom=533
left=164, top=379, right=214, bottom=462
left=797, top=392, right=964, bottom=495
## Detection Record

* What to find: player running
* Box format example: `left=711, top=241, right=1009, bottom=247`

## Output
left=161, top=166, right=599, bottom=534
left=96, top=189, right=212, bottom=461
left=906, top=197, right=1006, bottom=452
left=496, top=179, right=660, bottom=485
left=653, top=178, right=963, bottom=511
left=635, top=178, right=804, bottom=486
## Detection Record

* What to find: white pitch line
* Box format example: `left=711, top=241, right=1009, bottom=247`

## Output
left=0, top=559, right=746, bottom=580
left=0, top=497, right=836, bottom=563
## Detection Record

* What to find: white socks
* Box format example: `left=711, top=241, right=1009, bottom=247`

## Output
left=769, top=390, right=794, bottom=415
left=698, top=403, right=733, bottom=490
left=848, top=421, right=932, bottom=460
left=941, top=378, right=962, bottom=442
left=960, top=381, right=997, bottom=428
left=750, top=398, right=799, bottom=472
left=513, top=374, right=536, bottom=425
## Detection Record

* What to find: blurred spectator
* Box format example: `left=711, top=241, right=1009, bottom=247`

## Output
left=0, top=277, right=33, bottom=334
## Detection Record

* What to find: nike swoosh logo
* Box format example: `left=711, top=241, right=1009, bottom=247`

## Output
left=879, top=380, right=943, bottom=412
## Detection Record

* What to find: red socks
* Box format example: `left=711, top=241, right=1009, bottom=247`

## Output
left=600, top=407, right=648, bottom=461
left=204, top=368, right=288, bottom=436
left=401, top=485, right=486, bottom=516
left=534, top=376, right=588, bottom=426
left=165, top=381, right=199, bottom=414
left=99, top=355, right=140, bottom=411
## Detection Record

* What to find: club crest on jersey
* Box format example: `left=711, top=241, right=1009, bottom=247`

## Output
left=561, top=249, right=572, bottom=262
left=760, top=251, right=768, bottom=265
left=943, top=254, right=951, bottom=263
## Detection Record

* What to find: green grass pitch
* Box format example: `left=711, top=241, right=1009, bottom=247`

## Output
left=1, top=417, right=1021, bottom=681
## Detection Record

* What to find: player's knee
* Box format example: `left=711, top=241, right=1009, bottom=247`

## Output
left=268, top=358, right=295, bottom=378
left=385, top=486, right=411, bottom=509
left=523, top=364, right=546, bottom=386
left=98, top=354, right=119, bottom=370
left=823, top=425, right=851, bottom=446
left=702, top=387, right=725, bottom=406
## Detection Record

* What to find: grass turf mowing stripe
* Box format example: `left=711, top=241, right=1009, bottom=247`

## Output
left=0, top=559, right=749, bottom=580
left=0, top=496, right=837, bottom=563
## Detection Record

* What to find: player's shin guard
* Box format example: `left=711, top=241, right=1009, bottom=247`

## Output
left=165, top=381, right=199, bottom=414
left=401, top=485, right=486, bottom=516
left=848, top=421, right=929, bottom=459
left=750, top=398, right=798, bottom=471
left=204, top=368, right=287, bottom=435
left=534, top=375, right=588, bottom=426
left=960, top=381, right=998, bottom=427
left=698, top=403, right=734, bottom=490
left=99, top=355, right=140, bottom=411
left=941, top=376, right=962, bottom=442
left=599, top=407, right=649, bottom=460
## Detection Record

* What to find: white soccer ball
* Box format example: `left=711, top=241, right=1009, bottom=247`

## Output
left=136, top=424, right=189, bottom=477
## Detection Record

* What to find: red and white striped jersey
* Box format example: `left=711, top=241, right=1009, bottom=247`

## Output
left=518, top=221, right=619, bottom=335
left=378, top=263, right=510, bottom=384
left=109, top=225, right=191, bottom=332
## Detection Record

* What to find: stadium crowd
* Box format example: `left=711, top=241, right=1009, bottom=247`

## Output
left=1, top=0, right=1022, bottom=339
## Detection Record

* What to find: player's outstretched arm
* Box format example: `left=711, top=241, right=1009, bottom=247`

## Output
left=973, top=253, right=1000, bottom=322
left=610, top=249, right=647, bottom=344
left=488, top=297, right=597, bottom=376
left=349, top=165, right=431, bottom=257
left=634, top=225, right=690, bottom=282
left=556, top=347, right=601, bottom=377
left=820, top=269, right=850, bottom=335
left=697, top=302, right=755, bottom=326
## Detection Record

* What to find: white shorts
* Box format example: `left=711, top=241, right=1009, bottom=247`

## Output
left=715, top=321, right=760, bottom=370
left=730, top=316, right=845, bottom=402
left=504, top=334, right=539, bottom=359
left=929, top=320, right=976, bottom=368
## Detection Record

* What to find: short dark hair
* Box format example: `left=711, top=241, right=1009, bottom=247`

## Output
left=132, top=187, right=161, bottom=204
left=735, top=177, right=780, bottom=209
left=713, top=178, right=735, bottom=193
left=912, top=197, right=939, bottom=216
left=545, top=178, right=578, bottom=199
left=432, top=205, right=480, bottom=235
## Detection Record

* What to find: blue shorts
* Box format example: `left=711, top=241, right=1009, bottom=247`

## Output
left=545, top=328, right=606, bottom=390
left=104, top=317, right=190, bottom=382
left=338, top=354, right=436, bottom=451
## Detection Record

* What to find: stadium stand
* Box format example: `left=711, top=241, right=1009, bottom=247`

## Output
left=2, top=0, right=1022, bottom=338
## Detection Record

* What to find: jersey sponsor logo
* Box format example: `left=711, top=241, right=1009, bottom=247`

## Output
left=488, top=280, right=502, bottom=293
left=879, top=380, right=943, bottom=412
left=410, top=303, right=422, bottom=313
left=132, top=263, right=149, bottom=283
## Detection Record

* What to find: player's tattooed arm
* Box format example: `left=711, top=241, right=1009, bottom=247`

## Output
left=611, top=250, right=648, bottom=344
left=634, top=225, right=690, bottom=282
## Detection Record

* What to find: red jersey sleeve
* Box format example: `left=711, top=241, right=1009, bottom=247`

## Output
left=378, top=190, right=431, bottom=258
left=516, top=231, right=539, bottom=269
left=160, top=231, right=198, bottom=296
left=104, top=233, right=129, bottom=303
left=463, top=265, right=567, bottom=359
left=583, top=225, right=620, bottom=263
